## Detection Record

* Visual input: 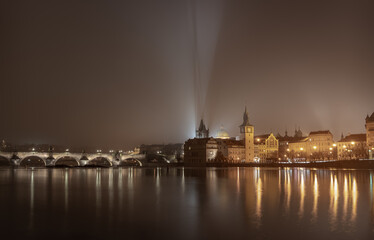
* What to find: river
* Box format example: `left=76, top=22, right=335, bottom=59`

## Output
left=0, top=167, right=373, bottom=239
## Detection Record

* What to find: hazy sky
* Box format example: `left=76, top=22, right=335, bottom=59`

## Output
left=1, top=0, right=373, bottom=150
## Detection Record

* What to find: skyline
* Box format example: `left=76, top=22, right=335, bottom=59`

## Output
left=1, top=0, right=374, bottom=149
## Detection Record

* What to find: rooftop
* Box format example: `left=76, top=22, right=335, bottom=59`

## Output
left=339, top=134, right=366, bottom=143
left=309, top=130, right=332, bottom=135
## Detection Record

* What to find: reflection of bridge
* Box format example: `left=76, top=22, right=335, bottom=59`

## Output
left=0, top=151, right=145, bottom=167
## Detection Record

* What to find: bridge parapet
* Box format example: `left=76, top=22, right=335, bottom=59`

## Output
left=0, top=151, right=146, bottom=167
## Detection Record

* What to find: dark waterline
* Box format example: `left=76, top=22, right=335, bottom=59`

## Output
left=0, top=167, right=373, bottom=239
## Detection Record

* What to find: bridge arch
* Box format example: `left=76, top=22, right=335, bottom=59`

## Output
left=122, top=158, right=142, bottom=167
left=87, top=157, right=112, bottom=167
left=20, top=156, right=46, bottom=167
left=55, top=156, right=79, bottom=167
left=0, top=156, right=10, bottom=166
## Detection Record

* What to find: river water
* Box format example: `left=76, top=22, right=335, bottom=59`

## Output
left=0, top=167, right=373, bottom=239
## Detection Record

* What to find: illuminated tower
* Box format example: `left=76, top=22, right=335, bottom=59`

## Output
left=196, top=119, right=209, bottom=138
left=239, top=107, right=254, bottom=162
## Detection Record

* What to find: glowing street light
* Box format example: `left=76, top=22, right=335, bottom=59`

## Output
left=332, top=143, right=337, bottom=147
left=313, top=146, right=317, bottom=150
left=351, top=141, right=355, bottom=145
left=300, top=147, right=304, bottom=151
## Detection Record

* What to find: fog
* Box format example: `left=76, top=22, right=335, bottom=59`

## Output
left=1, top=0, right=373, bottom=150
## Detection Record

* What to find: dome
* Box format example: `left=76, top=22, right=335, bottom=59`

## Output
left=216, top=127, right=230, bottom=139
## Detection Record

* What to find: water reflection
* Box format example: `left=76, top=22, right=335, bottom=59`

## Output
left=64, top=169, right=69, bottom=211
left=96, top=168, right=101, bottom=214
left=285, top=169, right=291, bottom=213
left=352, top=177, right=358, bottom=223
left=329, top=175, right=339, bottom=230
left=343, top=175, right=348, bottom=221
left=311, top=173, right=319, bottom=222
left=0, top=168, right=373, bottom=239
left=299, top=170, right=305, bottom=219
left=255, top=174, right=262, bottom=225
left=29, top=170, right=34, bottom=232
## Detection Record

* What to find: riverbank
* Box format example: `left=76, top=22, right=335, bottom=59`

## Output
left=2, top=159, right=374, bottom=169
left=199, top=159, right=374, bottom=169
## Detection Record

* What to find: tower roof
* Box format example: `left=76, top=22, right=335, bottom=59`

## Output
left=366, top=112, right=374, bottom=123
left=216, top=126, right=230, bottom=139
left=239, top=106, right=252, bottom=127
left=198, top=119, right=208, bottom=131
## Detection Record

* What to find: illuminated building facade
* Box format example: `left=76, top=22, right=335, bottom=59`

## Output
left=254, top=133, right=279, bottom=162
left=216, top=139, right=245, bottom=163
left=277, top=129, right=306, bottom=161
left=337, top=134, right=367, bottom=160
left=288, top=130, right=334, bottom=161
left=366, top=113, right=374, bottom=159
left=240, top=107, right=254, bottom=162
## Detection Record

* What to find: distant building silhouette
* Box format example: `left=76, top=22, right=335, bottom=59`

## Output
left=196, top=119, right=209, bottom=138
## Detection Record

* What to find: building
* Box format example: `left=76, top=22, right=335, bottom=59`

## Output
left=184, top=108, right=253, bottom=164
left=215, top=126, right=230, bottom=139
left=254, top=133, right=279, bottom=162
left=216, top=139, right=245, bottom=163
left=337, top=134, right=367, bottom=160
left=239, top=107, right=254, bottom=162
left=277, top=129, right=306, bottom=161
left=196, top=119, right=209, bottom=138
left=184, top=138, right=218, bottom=164
left=139, top=143, right=184, bottom=161
left=366, top=113, right=374, bottom=159
left=288, top=130, right=334, bottom=161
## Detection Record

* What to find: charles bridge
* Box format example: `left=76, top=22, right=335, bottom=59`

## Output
left=0, top=150, right=146, bottom=167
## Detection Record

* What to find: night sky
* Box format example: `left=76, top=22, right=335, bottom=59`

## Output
left=1, top=0, right=373, bottom=150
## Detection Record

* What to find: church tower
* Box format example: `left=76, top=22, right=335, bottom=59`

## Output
left=196, top=119, right=209, bottom=138
left=239, top=107, right=254, bottom=162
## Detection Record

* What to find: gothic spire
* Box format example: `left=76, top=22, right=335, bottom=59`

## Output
left=240, top=106, right=251, bottom=127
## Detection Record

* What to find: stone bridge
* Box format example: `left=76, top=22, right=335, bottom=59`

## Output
left=0, top=151, right=146, bottom=167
